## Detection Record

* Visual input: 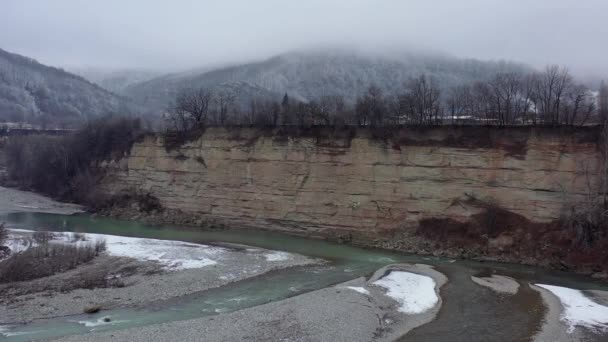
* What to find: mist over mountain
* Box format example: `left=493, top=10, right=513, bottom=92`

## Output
left=72, top=68, right=162, bottom=94
left=0, top=48, right=138, bottom=127
left=125, top=49, right=530, bottom=112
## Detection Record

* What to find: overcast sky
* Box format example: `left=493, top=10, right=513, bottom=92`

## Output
left=1, top=0, right=607, bottom=79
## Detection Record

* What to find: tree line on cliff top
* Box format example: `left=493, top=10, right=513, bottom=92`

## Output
left=165, top=65, right=608, bottom=133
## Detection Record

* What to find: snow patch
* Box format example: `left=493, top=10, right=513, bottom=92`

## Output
left=345, top=286, right=370, bottom=295
left=373, top=271, right=439, bottom=314
left=4, top=234, right=34, bottom=254
left=16, top=205, right=40, bottom=209
left=536, top=284, right=608, bottom=333
left=5, top=229, right=221, bottom=271
left=265, top=251, right=290, bottom=262
left=70, top=233, right=221, bottom=270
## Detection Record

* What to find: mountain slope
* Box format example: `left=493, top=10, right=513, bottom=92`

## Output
left=125, top=49, right=530, bottom=112
left=72, top=68, right=162, bottom=94
left=0, top=48, right=138, bottom=127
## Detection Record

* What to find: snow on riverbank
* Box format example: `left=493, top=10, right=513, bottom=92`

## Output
left=265, top=251, right=291, bottom=262
left=536, top=284, right=608, bottom=334
left=373, top=271, right=439, bottom=314
left=345, top=286, right=370, bottom=295
left=5, top=229, right=226, bottom=270
left=82, top=233, right=221, bottom=270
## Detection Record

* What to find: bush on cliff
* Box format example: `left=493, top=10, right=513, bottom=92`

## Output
left=4, top=116, right=144, bottom=201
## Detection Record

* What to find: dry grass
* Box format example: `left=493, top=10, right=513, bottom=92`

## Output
left=0, top=243, right=99, bottom=283
left=32, top=231, right=54, bottom=245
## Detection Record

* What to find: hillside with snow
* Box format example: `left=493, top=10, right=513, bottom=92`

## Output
left=0, top=48, right=139, bottom=127
left=125, top=49, right=530, bottom=112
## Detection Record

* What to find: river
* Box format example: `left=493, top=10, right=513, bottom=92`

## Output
left=1, top=212, right=607, bottom=341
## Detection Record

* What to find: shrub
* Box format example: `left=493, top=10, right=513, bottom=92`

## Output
left=4, top=116, right=144, bottom=200
left=71, top=232, right=87, bottom=242
left=32, top=231, right=54, bottom=245
left=0, top=243, right=98, bottom=283
left=0, top=223, right=7, bottom=246
left=462, top=193, right=502, bottom=237
left=562, top=201, right=608, bottom=249
left=94, top=191, right=162, bottom=213
left=94, top=239, right=107, bottom=256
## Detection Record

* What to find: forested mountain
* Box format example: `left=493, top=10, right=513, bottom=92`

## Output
left=0, top=48, right=138, bottom=127
left=125, top=49, right=530, bottom=112
left=0, top=47, right=533, bottom=126
left=72, top=68, right=161, bottom=94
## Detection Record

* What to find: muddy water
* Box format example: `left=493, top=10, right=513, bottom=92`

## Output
left=402, top=265, right=546, bottom=342
left=1, top=212, right=608, bottom=341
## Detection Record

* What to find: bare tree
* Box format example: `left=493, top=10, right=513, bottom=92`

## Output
left=251, top=99, right=278, bottom=127
left=488, top=72, right=531, bottom=126
left=270, top=101, right=281, bottom=126
left=402, top=75, right=441, bottom=125
left=247, top=98, right=259, bottom=125
left=356, top=85, right=387, bottom=126
left=561, top=84, right=596, bottom=126
left=169, top=87, right=213, bottom=131
left=531, top=65, right=573, bottom=125
left=315, top=95, right=347, bottom=126
left=446, top=84, right=475, bottom=124
left=213, top=89, right=236, bottom=125
left=294, top=102, right=311, bottom=127
left=599, top=81, right=608, bottom=125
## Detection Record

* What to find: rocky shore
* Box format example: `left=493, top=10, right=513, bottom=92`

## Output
left=0, top=229, right=317, bottom=324
left=54, top=264, right=448, bottom=342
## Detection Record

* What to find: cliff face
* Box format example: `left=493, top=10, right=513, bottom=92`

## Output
left=100, top=127, right=600, bottom=239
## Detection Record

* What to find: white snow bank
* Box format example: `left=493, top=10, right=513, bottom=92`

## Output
left=66, top=232, right=222, bottom=270
left=5, top=229, right=222, bottom=271
left=4, top=233, right=34, bottom=254
left=345, top=286, right=370, bottom=295
left=536, top=284, right=608, bottom=334
left=373, top=271, right=439, bottom=314
left=265, top=251, right=291, bottom=262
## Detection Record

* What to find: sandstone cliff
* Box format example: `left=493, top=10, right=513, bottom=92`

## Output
left=98, top=127, right=605, bottom=272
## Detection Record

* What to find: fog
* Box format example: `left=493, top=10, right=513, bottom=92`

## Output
left=1, top=0, right=607, bottom=78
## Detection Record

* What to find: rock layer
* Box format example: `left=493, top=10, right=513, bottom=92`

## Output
left=99, top=127, right=599, bottom=240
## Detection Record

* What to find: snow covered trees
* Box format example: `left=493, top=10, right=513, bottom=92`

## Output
left=165, top=68, right=602, bottom=129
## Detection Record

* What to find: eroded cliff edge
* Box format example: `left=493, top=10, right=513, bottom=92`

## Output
left=98, top=127, right=606, bottom=274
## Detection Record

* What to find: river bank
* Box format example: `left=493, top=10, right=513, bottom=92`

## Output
left=0, top=187, right=83, bottom=216
left=0, top=229, right=317, bottom=325
left=2, top=186, right=608, bottom=341
left=98, top=202, right=608, bottom=282
left=53, top=264, right=447, bottom=342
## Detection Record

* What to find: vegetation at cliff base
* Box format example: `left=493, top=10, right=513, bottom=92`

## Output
left=4, top=116, right=143, bottom=203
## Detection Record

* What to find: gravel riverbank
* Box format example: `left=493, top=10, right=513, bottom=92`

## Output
left=0, top=229, right=317, bottom=324
left=53, top=263, right=448, bottom=342
left=0, top=186, right=83, bottom=215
